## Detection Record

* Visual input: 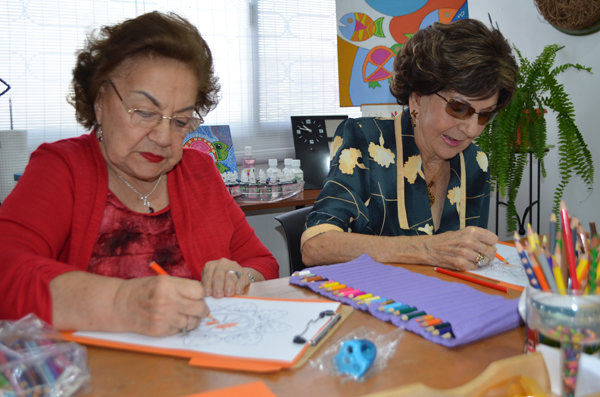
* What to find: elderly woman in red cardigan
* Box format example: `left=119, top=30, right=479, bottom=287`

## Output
left=0, top=12, right=278, bottom=336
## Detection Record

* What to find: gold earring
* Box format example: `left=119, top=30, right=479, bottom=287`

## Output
left=411, top=110, right=418, bottom=128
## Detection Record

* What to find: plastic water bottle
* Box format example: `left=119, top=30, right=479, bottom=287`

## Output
left=266, top=159, right=279, bottom=182
left=282, top=158, right=293, bottom=175
left=242, top=146, right=256, bottom=177
left=291, top=159, right=304, bottom=182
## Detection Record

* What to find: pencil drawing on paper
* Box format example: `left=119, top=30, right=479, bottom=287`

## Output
left=479, top=255, right=526, bottom=282
left=183, top=302, right=292, bottom=346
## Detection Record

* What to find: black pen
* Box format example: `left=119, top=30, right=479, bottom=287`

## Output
left=309, top=313, right=341, bottom=346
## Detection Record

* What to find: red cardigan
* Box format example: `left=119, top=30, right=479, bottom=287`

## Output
left=0, top=133, right=278, bottom=324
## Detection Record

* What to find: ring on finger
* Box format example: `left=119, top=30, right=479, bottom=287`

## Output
left=181, top=316, right=189, bottom=335
left=474, top=252, right=486, bottom=267
left=227, top=270, right=243, bottom=279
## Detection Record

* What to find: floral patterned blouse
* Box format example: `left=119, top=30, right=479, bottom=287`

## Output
left=301, top=112, right=491, bottom=247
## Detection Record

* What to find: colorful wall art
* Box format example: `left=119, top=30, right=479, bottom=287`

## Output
left=337, top=0, right=469, bottom=107
left=183, top=125, right=238, bottom=174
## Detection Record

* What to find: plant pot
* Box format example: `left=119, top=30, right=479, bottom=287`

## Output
left=515, top=109, right=548, bottom=149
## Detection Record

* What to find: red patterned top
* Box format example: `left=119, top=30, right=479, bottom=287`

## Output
left=88, top=191, right=192, bottom=279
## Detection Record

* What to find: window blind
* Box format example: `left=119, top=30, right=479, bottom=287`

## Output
left=0, top=0, right=361, bottom=163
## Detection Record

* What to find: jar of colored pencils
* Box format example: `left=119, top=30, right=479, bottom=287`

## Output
left=526, top=287, right=600, bottom=397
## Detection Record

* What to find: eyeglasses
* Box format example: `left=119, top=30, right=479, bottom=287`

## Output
left=108, top=81, right=203, bottom=135
left=434, top=92, right=497, bottom=126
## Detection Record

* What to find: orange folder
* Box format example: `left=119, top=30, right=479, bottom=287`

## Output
left=62, top=296, right=351, bottom=373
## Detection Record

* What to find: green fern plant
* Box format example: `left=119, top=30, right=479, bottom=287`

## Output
left=476, top=44, right=594, bottom=234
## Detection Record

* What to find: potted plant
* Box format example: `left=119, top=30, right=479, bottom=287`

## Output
left=476, top=44, right=594, bottom=234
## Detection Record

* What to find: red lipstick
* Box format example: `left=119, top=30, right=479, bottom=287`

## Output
left=140, top=152, right=164, bottom=163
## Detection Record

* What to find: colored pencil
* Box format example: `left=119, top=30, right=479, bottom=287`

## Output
left=560, top=201, right=579, bottom=290
left=353, top=293, right=373, bottom=301
left=379, top=302, right=405, bottom=312
left=347, top=290, right=365, bottom=298
left=401, top=311, right=427, bottom=321
left=514, top=235, right=541, bottom=290
left=432, top=325, right=453, bottom=336
left=357, top=295, right=380, bottom=305
left=326, top=284, right=346, bottom=291
left=495, top=252, right=507, bottom=263
left=524, top=241, right=550, bottom=291
left=149, top=261, right=168, bottom=275
left=577, top=223, right=590, bottom=254
left=301, top=276, right=322, bottom=282
left=415, top=314, right=434, bottom=323
left=420, top=318, right=443, bottom=327
left=549, top=213, right=557, bottom=254
left=149, top=261, right=217, bottom=323
left=552, top=244, right=567, bottom=294
left=590, top=222, right=597, bottom=239
left=426, top=322, right=451, bottom=332
left=536, top=250, right=557, bottom=292
left=332, top=287, right=353, bottom=295
left=319, top=281, right=338, bottom=289
left=434, top=267, right=508, bottom=293
left=393, top=306, right=417, bottom=316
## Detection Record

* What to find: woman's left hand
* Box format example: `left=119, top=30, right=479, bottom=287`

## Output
left=201, top=258, right=251, bottom=297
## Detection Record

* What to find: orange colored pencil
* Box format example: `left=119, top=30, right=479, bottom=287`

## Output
left=415, top=314, right=434, bottom=323
left=495, top=252, right=507, bottom=263
left=434, top=267, right=508, bottom=293
left=420, top=318, right=443, bottom=327
left=149, top=261, right=217, bottom=323
left=524, top=241, right=550, bottom=291
left=149, top=261, right=168, bottom=275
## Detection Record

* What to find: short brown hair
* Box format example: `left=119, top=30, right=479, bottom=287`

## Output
left=69, top=11, right=220, bottom=130
left=389, top=19, right=518, bottom=110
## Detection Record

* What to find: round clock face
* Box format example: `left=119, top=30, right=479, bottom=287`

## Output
left=294, top=118, right=325, bottom=146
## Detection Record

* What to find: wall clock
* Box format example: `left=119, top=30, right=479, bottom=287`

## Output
left=290, top=115, right=348, bottom=190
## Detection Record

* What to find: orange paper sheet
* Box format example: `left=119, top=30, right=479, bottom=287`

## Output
left=182, top=381, right=276, bottom=397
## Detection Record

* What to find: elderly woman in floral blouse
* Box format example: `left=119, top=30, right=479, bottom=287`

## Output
left=301, top=19, right=518, bottom=271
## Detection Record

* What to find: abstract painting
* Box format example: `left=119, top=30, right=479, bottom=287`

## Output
left=337, top=0, right=469, bottom=107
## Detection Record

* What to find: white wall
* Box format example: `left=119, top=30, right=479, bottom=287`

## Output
left=469, top=1, right=600, bottom=239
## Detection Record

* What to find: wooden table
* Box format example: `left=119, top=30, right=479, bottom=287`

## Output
left=235, top=189, right=320, bottom=212
left=81, top=264, right=525, bottom=397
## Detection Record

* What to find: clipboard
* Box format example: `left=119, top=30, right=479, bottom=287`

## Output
left=62, top=297, right=353, bottom=373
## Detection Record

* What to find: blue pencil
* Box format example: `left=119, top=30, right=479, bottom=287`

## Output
left=514, top=233, right=541, bottom=289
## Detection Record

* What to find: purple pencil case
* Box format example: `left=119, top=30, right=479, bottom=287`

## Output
left=289, top=254, right=523, bottom=347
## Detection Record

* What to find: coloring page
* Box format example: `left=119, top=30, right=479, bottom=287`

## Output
left=466, top=243, right=529, bottom=287
left=75, top=297, right=340, bottom=362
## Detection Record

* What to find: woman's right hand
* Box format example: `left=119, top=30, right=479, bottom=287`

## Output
left=423, top=226, right=498, bottom=271
left=114, top=275, right=209, bottom=337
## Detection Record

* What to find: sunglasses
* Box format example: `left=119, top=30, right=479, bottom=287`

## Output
left=434, top=92, right=497, bottom=126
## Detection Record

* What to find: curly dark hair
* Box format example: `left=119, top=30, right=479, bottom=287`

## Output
left=389, top=19, right=518, bottom=110
left=69, top=11, right=220, bottom=130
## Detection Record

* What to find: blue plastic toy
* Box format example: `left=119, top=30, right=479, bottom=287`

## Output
left=333, top=339, right=377, bottom=378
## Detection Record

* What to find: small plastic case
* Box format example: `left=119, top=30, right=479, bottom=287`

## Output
left=310, top=326, right=404, bottom=382
left=0, top=314, right=91, bottom=397
left=333, top=339, right=377, bottom=378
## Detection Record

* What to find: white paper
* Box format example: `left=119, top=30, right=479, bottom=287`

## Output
left=536, top=344, right=600, bottom=397
left=75, top=296, right=341, bottom=363
left=466, top=243, right=529, bottom=287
